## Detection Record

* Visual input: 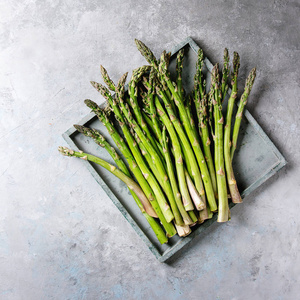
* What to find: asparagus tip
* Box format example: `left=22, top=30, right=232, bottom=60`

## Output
left=224, top=48, right=229, bottom=58
left=232, top=52, right=240, bottom=77
left=90, top=81, right=98, bottom=88
left=245, top=67, right=257, bottom=91
left=100, top=65, right=106, bottom=74
left=58, top=146, right=74, bottom=156
left=100, top=65, right=117, bottom=92
left=84, top=99, right=98, bottom=110
left=73, top=124, right=84, bottom=133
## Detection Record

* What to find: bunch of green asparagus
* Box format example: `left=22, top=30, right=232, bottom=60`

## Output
left=59, top=40, right=256, bottom=244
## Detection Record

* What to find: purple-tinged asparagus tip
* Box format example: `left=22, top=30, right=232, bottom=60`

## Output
left=84, top=99, right=99, bottom=110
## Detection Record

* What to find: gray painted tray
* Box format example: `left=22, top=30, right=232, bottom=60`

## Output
left=63, top=37, right=286, bottom=263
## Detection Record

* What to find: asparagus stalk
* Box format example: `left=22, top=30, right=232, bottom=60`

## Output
left=127, top=66, right=163, bottom=157
left=198, top=95, right=218, bottom=198
left=194, top=49, right=205, bottom=100
left=58, top=146, right=158, bottom=218
left=153, top=95, right=197, bottom=212
left=185, top=96, right=209, bottom=222
left=149, top=94, right=202, bottom=222
left=142, top=111, right=156, bottom=134
left=145, top=70, right=163, bottom=142
left=74, top=125, right=130, bottom=175
left=143, top=78, right=204, bottom=208
left=116, top=76, right=184, bottom=226
left=224, top=52, right=242, bottom=204
left=162, top=127, right=194, bottom=225
left=73, top=125, right=168, bottom=244
left=131, top=125, right=188, bottom=228
left=177, top=137, right=207, bottom=222
left=131, top=129, right=162, bottom=188
left=207, top=87, right=214, bottom=135
left=179, top=139, right=192, bottom=179
left=114, top=75, right=179, bottom=224
left=84, top=99, right=176, bottom=235
left=159, top=51, right=178, bottom=116
left=152, top=103, right=197, bottom=224
left=188, top=210, right=198, bottom=224
left=231, top=67, right=257, bottom=159
left=193, top=49, right=218, bottom=198
left=154, top=89, right=209, bottom=212
left=135, top=39, right=217, bottom=213
left=176, top=49, right=185, bottom=100
left=185, top=94, right=197, bottom=136
left=196, top=92, right=214, bottom=223
left=212, top=64, right=229, bottom=222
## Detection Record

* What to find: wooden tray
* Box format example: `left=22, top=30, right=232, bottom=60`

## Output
left=62, top=37, right=286, bottom=262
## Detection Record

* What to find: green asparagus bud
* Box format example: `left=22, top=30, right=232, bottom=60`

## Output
left=100, top=65, right=116, bottom=92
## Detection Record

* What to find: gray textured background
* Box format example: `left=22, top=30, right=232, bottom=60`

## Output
left=1, top=1, right=299, bottom=299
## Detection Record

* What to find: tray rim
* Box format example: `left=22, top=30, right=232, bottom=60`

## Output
left=62, top=36, right=287, bottom=263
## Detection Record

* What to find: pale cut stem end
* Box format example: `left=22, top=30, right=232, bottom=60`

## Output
left=175, top=224, right=192, bottom=237
left=217, top=208, right=229, bottom=222
left=185, top=171, right=205, bottom=211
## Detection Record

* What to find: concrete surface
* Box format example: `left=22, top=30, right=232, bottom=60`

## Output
left=1, top=0, right=299, bottom=299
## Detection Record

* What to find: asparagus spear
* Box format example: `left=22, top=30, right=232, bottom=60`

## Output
left=144, top=70, right=163, bottom=142
left=146, top=96, right=197, bottom=224
left=185, top=95, right=210, bottom=221
left=158, top=51, right=178, bottom=117
left=114, top=76, right=180, bottom=225
left=193, top=49, right=218, bottom=198
left=142, top=78, right=205, bottom=209
left=142, top=111, right=156, bottom=135
left=127, top=66, right=163, bottom=157
left=135, top=39, right=217, bottom=214
left=198, top=95, right=218, bottom=198
left=131, top=129, right=162, bottom=188
left=161, top=127, right=194, bottom=225
left=73, top=125, right=168, bottom=244
left=115, top=75, right=184, bottom=226
left=74, top=125, right=130, bottom=175
left=188, top=210, right=198, bottom=224
left=84, top=99, right=176, bottom=235
left=231, top=67, right=256, bottom=159
left=58, top=146, right=158, bottom=218
left=212, top=64, right=229, bottom=222
left=162, top=129, right=202, bottom=226
left=224, top=52, right=242, bottom=204
left=185, top=94, right=197, bottom=136
left=179, top=138, right=192, bottom=179
left=156, top=94, right=211, bottom=225
left=194, top=49, right=205, bottom=100
left=154, top=88, right=209, bottom=212
left=145, top=90, right=202, bottom=223
left=153, top=95, right=197, bottom=211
